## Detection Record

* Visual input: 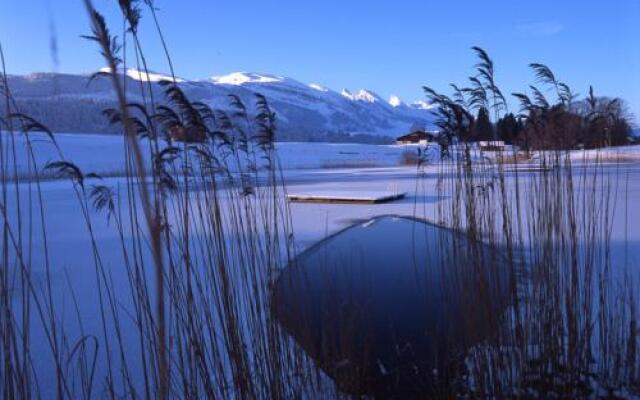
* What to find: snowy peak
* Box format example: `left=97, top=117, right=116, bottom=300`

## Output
left=389, top=95, right=403, bottom=107
left=96, top=68, right=429, bottom=113
left=210, top=72, right=283, bottom=85
left=98, top=67, right=184, bottom=83
left=341, top=88, right=384, bottom=103
left=411, top=100, right=435, bottom=110
left=341, top=88, right=354, bottom=100
left=353, top=89, right=382, bottom=103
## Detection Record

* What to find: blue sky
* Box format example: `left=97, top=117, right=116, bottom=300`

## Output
left=1, top=0, right=639, bottom=119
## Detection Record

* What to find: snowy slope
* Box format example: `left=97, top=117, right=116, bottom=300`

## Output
left=4, top=69, right=436, bottom=140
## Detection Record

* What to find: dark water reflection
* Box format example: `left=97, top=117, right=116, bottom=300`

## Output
left=272, top=216, right=511, bottom=398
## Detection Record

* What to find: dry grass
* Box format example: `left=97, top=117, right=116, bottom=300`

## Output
left=421, top=48, right=640, bottom=398
left=1, top=3, right=327, bottom=399
left=400, top=148, right=421, bottom=165
left=432, top=149, right=638, bottom=397
left=494, top=151, right=533, bottom=165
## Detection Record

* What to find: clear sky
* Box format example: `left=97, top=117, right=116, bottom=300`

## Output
left=1, top=0, right=639, bottom=119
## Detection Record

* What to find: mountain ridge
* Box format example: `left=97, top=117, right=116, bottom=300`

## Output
left=4, top=69, right=436, bottom=142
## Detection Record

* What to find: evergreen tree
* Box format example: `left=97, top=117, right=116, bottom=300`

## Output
left=609, top=118, right=631, bottom=146
left=474, top=107, right=494, bottom=141
left=496, top=113, right=518, bottom=144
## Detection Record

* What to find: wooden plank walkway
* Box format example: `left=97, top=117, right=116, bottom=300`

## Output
left=287, top=190, right=406, bottom=204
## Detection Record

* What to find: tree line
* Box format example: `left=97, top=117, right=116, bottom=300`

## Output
left=425, top=48, right=635, bottom=152
left=463, top=97, right=633, bottom=150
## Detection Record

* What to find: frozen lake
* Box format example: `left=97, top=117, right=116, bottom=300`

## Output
left=4, top=151, right=640, bottom=397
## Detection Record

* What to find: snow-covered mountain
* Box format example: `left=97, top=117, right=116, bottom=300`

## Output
left=3, top=69, right=436, bottom=141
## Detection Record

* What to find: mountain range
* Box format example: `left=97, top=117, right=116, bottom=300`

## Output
left=3, top=69, right=436, bottom=142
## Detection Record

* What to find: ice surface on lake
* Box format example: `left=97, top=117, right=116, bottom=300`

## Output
left=4, top=148, right=640, bottom=397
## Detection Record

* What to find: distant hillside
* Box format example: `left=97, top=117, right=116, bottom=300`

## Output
left=3, top=70, right=436, bottom=143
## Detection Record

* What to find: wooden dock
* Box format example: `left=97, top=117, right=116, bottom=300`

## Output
left=287, top=190, right=407, bottom=204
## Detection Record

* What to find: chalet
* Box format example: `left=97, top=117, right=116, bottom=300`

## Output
left=478, top=140, right=506, bottom=151
left=395, top=131, right=436, bottom=145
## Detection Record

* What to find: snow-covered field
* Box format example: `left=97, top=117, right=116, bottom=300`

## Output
left=3, top=132, right=422, bottom=178
left=5, top=131, right=640, bottom=180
